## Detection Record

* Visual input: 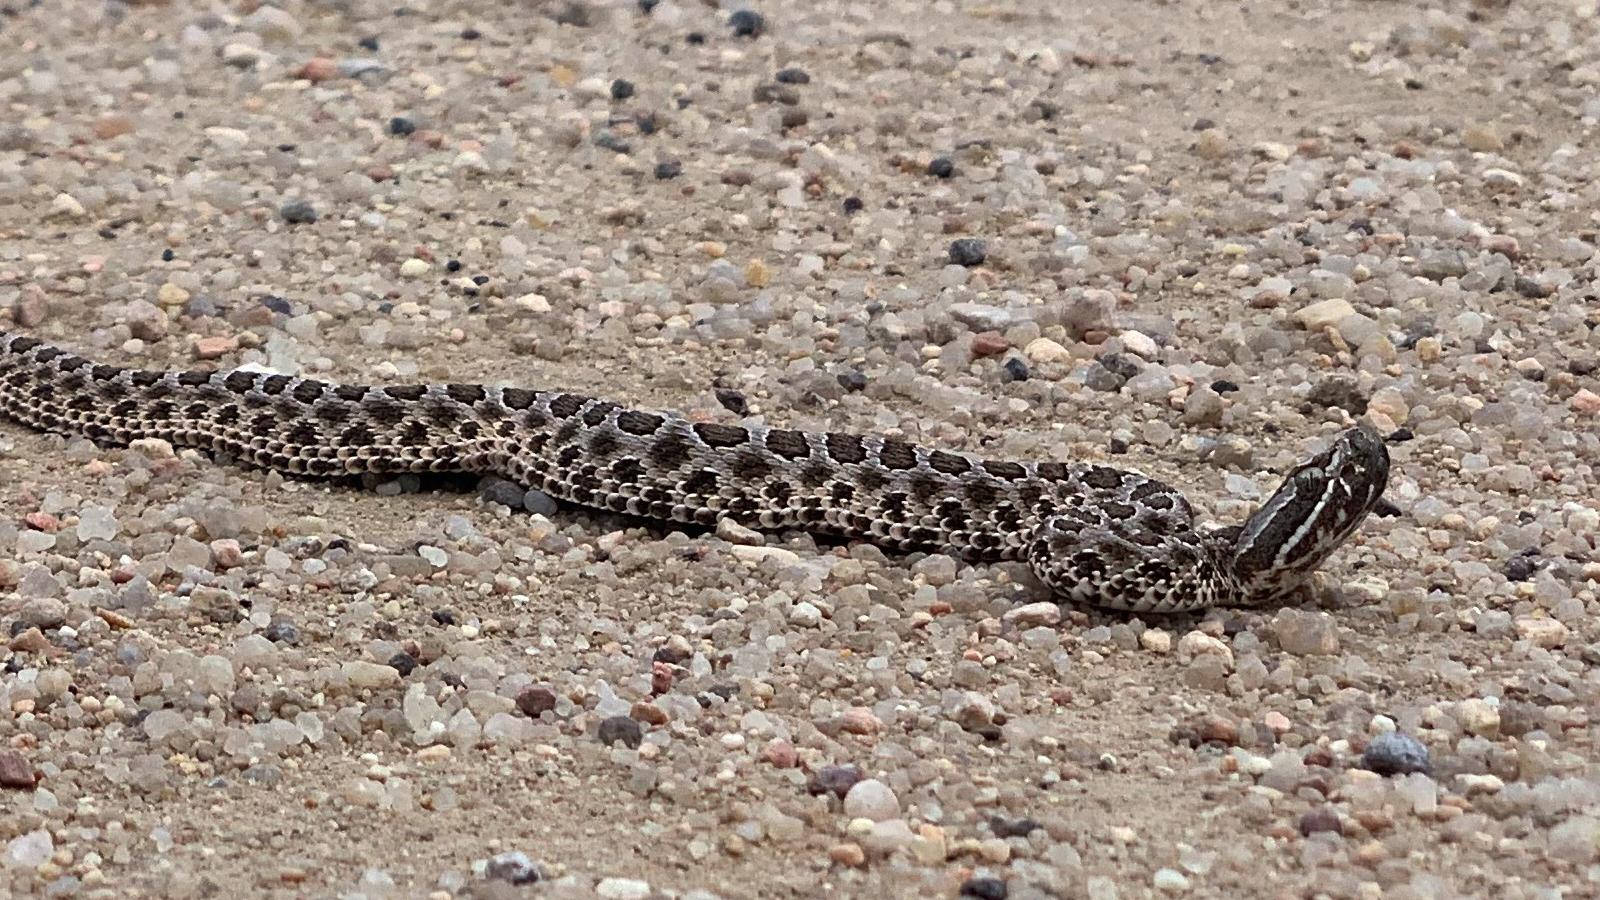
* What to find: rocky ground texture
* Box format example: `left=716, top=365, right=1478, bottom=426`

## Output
left=2, top=0, right=1600, bottom=897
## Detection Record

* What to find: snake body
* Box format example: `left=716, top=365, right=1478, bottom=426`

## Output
left=0, top=330, right=1391, bottom=612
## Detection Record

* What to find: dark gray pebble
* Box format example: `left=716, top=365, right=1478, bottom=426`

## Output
left=523, top=489, right=559, bottom=516
left=279, top=200, right=317, bottom=224
left=729, top=9, right=765, bottom=37
left=806, top=764, right=863, bottom=799
left=1362, top=731, right=1430, bottom=776
left=479, top=477, right=527, bottom=509
left=960, top=877, right=1008, bottom=899
left=948, top=238, right=986, bottom=267
left=598, top=715, right=644, bottom=749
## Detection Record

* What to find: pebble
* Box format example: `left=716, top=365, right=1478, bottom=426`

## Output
left=596, top=877, right=653, bottom=900
left=1362, top=732, right=1430, bottom=776
left=960, top=876, right=1008, bottom=899
left=843, top=779, right=899, bottom=821
left=486, top=852, right=542, bottom=884
left=1270, top=609, right=1340, bottom=655
left=279, top=200, right=317, bottom=224
left=598, top=715, right=643, bottom=749
left=728, top=9, right=765, bottom=37
left=1152, top=868, right=1190, bottom=893
left=399, top=258, right=432, bottom=278
left=1513, top=616, right=1568, bottom=648
left=949, top=238, right=987, bottom=267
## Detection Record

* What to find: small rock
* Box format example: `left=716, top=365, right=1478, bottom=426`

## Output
left=1003, top=601, right=1061, bottom=628
left=728, top=9, right=765, bottom=37
left=1363, top=731, right=1430, bottom=776
left=843, top=779, right=899, bottom=821
left=960, top=876, right=1008, bottom=899
left=1152, top=868, right=1190, bottom=893
left=828, top=842, right=866, bottom=868
left=1139, top=629, right=1172, bottom=654
left=596, top=877, right=653, bottom=900
left=399, top=258, right=432, bottom=278
left=598, top=715, right=643, bottom=749
left=279, top=200, right=317, bottom=224
left=486, top=851, right=542, bottom=884
left=1514, top=616, right=1568, bottom=648
left=0, top=750, right=38, bottom=788
left=1299, top=807, right=1342, bottom=836
left=840, top=706, right=881, bottom=735
left=808, top=765, right=864, bottom=799
left=1293, top=297, right=1356, bottom=331
left=342, top=661, right=400, bottom=690
left=948, top=238, right=987, bottom=267
left=1271, top=608, right=1340, bottom=655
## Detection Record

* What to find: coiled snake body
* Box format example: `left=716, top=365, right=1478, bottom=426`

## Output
left=0, top=331, right=1391, bottom=612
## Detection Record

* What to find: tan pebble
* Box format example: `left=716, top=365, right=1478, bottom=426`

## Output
left=1354, top=840, right=1388, bottom=864
left=157, top=282, right=190, bottom=307
left=743, top=260, right=771, bottom=287
left=23, top=512, right=59, bottom=532
left=9, top=628, right=51, bottom=653
left=1354, top=810, right=1393, bottom=832
left=415, top=745, right=451, bottom=762
left=629, top=701, right=669, bottom=726
left=1572, top=389, right=1600, bottom=415
left=841, top=706, right=881, bottom=735
left=92, top=114, right=135, bottom=140
left=1139, top=629, right=1172, bottom=654
left=696, top=241, right=727, bottom=258
left=828, top=842, right=866, bottom=868
left=193, top=336, right=238, bottom=360
left=971, top=332, right=1009, bottom=357
left=762, top=739, right=797, bottom=768
left=1263, top=711, right=1292, bottom=734
left=296, top=57, right=338, bottom=82
left=1199, top=714, right=1238, bottom=745
left=1514, top=616, right=1568, bottom=648
left=94, top=607, right=135, bottom=630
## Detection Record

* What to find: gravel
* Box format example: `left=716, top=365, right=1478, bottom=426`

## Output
left=1, top=0, right=1598, bottom=897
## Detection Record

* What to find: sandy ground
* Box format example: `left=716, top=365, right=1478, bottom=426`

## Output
left=2, top=0, right=1600, bottom=897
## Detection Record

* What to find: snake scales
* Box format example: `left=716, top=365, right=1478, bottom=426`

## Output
left=0, top=330, right=1391, bottom=612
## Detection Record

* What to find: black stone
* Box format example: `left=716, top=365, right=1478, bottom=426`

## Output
left=610, top=78, right=635, bottom=100
left=842, top=196, right=863, bottom=214
left=927, top=156, right=955, bottom=178
left=729, top=9, right=764, bottom=37
left=774, top=67, right=809, bottom=84
left=1001, top=357, right=1029, bottom=382
left=959, top=877, right=1008, bottom=900
left=715, top=388, right=748, bottom=416
left=653, top=159, right=682, bottom=180
left=1362, top=731, right=1430, bottom=776
left=262, top=621, right=299, bottom=644
left=388, top=116, right=416, bottom=136
left=386, top=651, right=417, bottom=676
left=836, top=369, right=867, bottom=392
left=948, top=238, right=986, bottom=267
left=279, top=200, right=317, bottom=224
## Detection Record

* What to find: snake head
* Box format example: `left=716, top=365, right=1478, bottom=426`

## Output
left=1227, top=425, right=1390, bottom=603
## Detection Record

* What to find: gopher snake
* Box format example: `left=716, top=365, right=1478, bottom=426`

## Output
left=0, top=330, right=1390, bottom=612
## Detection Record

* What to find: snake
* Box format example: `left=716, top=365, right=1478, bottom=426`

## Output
left=0, top=329, right=1391, bottom=613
